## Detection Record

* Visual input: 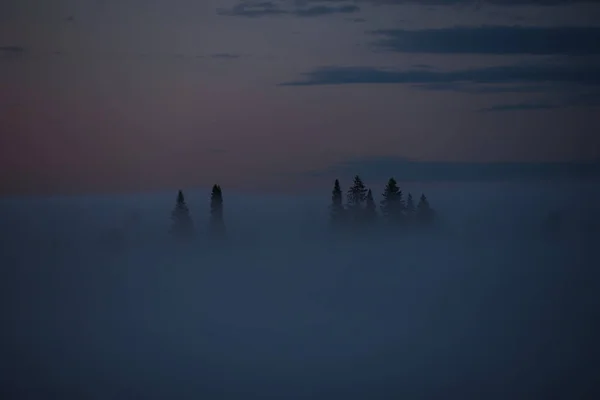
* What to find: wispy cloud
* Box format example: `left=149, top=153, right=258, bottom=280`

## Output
left=413, top=83, right=550, bottom=93
left=567, top=91, right=600, bottom=107
left=0, top=46, right=25, bottom=54
left=218, top=2, right=287, bottom=17
left=211, top=53, right=242, bottom=59
left=279, top=63, right=600, bottom=86
left=218, top=1, right=360, bottom=18
left=370, top=26, right=600, bottom=55
left=307, top=156, right=600, bottom=182
left=295, top=5, right=360, bottom=16
left=295, top=0, right=596, bottom=6
left=479, top=102, right=559, bottom=112
left=480, top=90, right=600, bottom=112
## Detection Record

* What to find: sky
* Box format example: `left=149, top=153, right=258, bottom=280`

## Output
left=1, top=0, right=600, bottom=195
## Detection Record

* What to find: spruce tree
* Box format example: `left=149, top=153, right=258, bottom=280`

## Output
left=347, top=175, right=368, bottom=208
left=209, top=184, right=226, bottom=238
left=405, top=192, right=416, bottom=223
left=364, top=188, right=378, bottom=224
left=170, top=190, right=194, bottom=239
left=346, top=175, right=368, bottom=224
left=380, top=178, right=405, bottom=224
left=330, top=179, right=345, bottom=227
left=416, top=193, right=434, bottom=225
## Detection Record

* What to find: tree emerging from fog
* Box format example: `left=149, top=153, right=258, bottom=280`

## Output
left=405, top=193, right=416, bottom=224
left=209, top=184, right=226, bottom=239
left=417, top=193, right=435, bottom=225
left=364, top=188, right=378, bottom=225
left=346, top=175, right=368, bottom=207
left=329, top=177, right=439, bottom=233
left=381, top=178, right=405, bottom=225
left=346, top=175, right=369, bottom=228
left=330, top=179, right=346, bottom=228
left=170, top=190, right=194, bottom=239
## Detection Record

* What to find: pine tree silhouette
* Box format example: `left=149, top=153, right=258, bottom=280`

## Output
left=347, top=175, right=368, bottom=224
left=170, top=190, right=194, bottom=239
left=380, top=178, right=405, bottom=224
left=416, top=193, right=434, bottom=225
left=330, top=179, right=345, bottom=227
left=405, top=192, right=416, bottom=223
left=209, top=184, right=226, bottom=238
left=364, top=188, right=378, bottom=224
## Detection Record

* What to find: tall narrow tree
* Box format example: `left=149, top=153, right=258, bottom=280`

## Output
left=346, top=175, right=368, bottom=224
left=380, top=178, right=405, bottom=224
left=209, top=184, right=226, bottom=238
left=364, top=188, right=378, bottom=225
left=330, top=179, right=345, bottom=227
left=170, top=190, right=194, bottom=239
left=347, top=176, right=368, bottom=208
left=405, top=192, right=416, bottom=223
left=417, top=193, right=434, bottom=225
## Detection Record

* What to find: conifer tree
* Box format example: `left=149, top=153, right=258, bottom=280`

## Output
left=170, top=190, right=194, bottom=239
left=347, top=175, right=368, bottom=208
left=330, top=179, right=345, bottom=227
left=417, top=193, right=435, bottom=225
left=405, top=192, right=416, bottom=223
left=364, top=188, right=378, bottom=224
left=380, top=178, right=405, bottom=224
left=209, top=184, right=226, bottom=238
left=346, top=175, right=368, bottom=224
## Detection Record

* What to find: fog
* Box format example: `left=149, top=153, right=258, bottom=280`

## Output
left=1, top=181, right=599, bottom=399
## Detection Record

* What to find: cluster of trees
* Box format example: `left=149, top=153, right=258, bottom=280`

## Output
left=170, top=176, right=436, bottom=240
left=170, top=184, right=225, bottom=240
left=330, top=176, right=435, bottom=230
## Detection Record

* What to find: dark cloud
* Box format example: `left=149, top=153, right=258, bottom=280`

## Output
left=414, top=82, right=549, bottom=93
left=218, top=1, right=360, bottom=17
left=348, top=17, right=367, bottom=23
left=308, top=156, right=600, bottom=182
left=296, top=0, right=596, bottom=6
left=218, top=2, right=288, bottom=17
left=211, top=53, right=242, bottom=59
left=479, top=102, right=559, bottom=112
left=567, top=91, right=600, bottom=107
left=370, top=26, right=600, bottom=55
left=0, top=45, right=25, bottom=54
left=480, top=90, right=600, bottom=111
left=279, top=63, right=600, bottom=86
left=295, top=5, right=360, bottom=16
